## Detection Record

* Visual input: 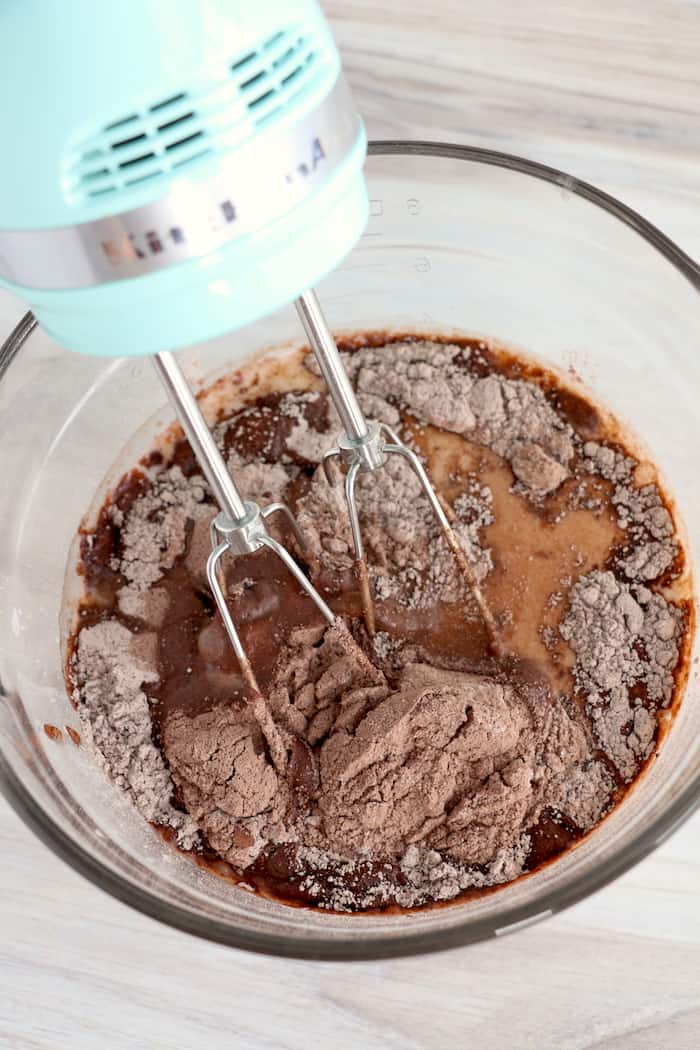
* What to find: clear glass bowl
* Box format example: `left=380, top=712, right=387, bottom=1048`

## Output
left=1, top=142, right=698, bottom=960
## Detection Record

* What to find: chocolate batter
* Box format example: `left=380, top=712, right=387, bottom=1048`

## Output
left=66, top=335, right=693, bottom=912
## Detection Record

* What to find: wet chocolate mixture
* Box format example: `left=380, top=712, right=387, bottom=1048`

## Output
left=66, top=335, right=693, bottom=912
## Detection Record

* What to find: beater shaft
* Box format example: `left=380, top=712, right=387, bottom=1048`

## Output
left=296, top=290, right=368, bottom=441
left=154, top=351, right=247, bottom=523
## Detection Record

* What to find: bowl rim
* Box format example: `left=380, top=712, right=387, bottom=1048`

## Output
left=1, top=139, right=699, bottom=961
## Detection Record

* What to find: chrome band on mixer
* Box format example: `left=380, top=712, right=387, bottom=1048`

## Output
left=0, top=76, right=362, bottom=291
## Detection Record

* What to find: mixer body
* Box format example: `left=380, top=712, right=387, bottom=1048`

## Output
left=0, top=0, right=368, bottom=356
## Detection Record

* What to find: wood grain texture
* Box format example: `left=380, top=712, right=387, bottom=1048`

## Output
left=328, top=0, right=700, bottom=252
left=1, top=2, right=699, bottom=1047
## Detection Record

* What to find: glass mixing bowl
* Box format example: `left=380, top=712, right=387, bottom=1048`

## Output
left=1, top=142, right=699, bottom=960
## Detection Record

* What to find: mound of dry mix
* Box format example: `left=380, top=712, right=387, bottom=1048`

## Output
left=67, top=336, right=692, bottom=911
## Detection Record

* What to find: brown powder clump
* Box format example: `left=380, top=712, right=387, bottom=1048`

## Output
left=581, top=440, right=678, bottom=580
left=332, top=341, right=574, bottom=497
left=297, top=457, right=493, bottom=609
left=613, top=483, right=677, bottom=581
left=293, top=836, right=532, bottom=911
left=317, top=664, right=539, bottom=861
left=559, top=569, right=682, bottom=780
left=225, top=448, right=290, bottom=504
left=582, top=441, right=634, bottom=484
left=162, top=704, right=289, bottom=869
left=161, top=627, right=612, bottom=909
left=266, top=619, right=389, bottom=744
left=117, top=585, right=170, bottom=626
left=547, top=761, right=616, bottom=830
left=279, top=391, right=337, bottom=463
left=349, top=340, right=479, bottom=433
left=73, top=620, right=199, bottom=848
left=510, top=440, right=569, bottom=496
left=118, top=466, right=208, bottom=591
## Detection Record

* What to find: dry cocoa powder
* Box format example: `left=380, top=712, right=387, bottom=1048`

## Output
left=68, top=337, right=690, bottom=911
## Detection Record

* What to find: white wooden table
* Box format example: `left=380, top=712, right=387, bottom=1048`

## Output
left=1, top=3, right=699, bottom=1046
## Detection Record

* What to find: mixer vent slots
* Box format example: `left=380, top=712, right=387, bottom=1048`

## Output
left=65, top=26, right=330, bottom=203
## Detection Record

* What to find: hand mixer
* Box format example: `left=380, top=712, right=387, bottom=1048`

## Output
left=0, top=0, right=496, bottom=691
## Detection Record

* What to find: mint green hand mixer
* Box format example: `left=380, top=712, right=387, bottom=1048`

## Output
left=0, top=0, right=491, bottom=688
